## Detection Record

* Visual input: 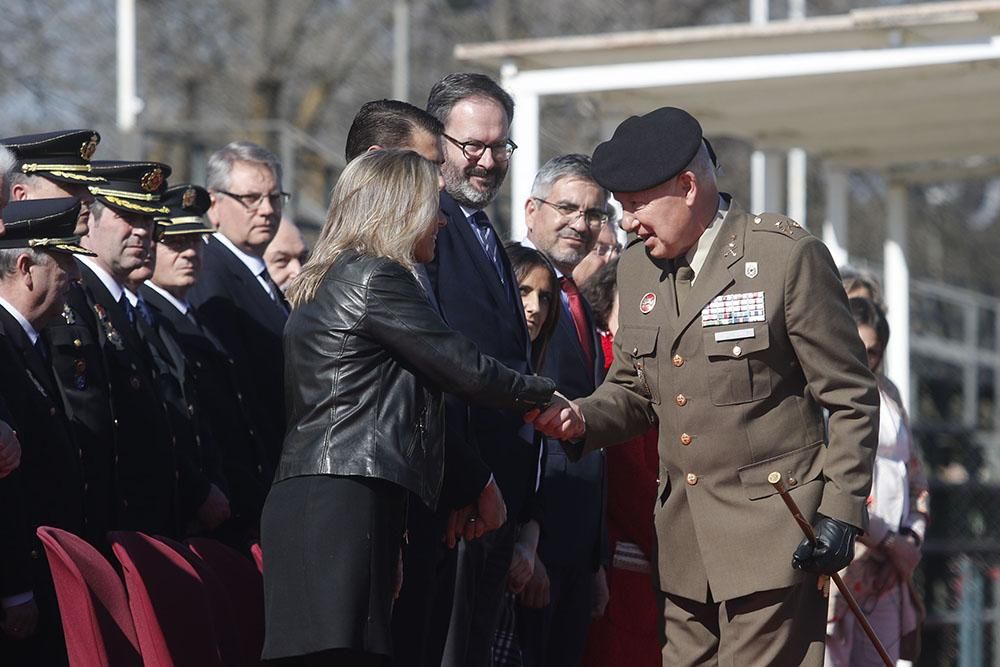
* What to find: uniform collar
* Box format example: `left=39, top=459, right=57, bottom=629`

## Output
left=0, top=295, right=39, bottom=345
left=78, top=255, right=125, bottom=303
left=685, top=194, right=729, bottom=283
left=143, top=280, right=191, bottom=315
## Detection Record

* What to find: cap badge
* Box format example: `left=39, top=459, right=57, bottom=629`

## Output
left=639, top=292, right=656, bottom=314
left=141, top=168, right=164, bottom=193
left=745, top=262, right=758, bottom=279
left=80, top=134, right=98, bottom=160
left=182, top=186, right=197, bottom=209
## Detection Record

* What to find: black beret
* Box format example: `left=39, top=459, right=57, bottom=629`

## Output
left=155, top=184, right=212, bottom=238
left=0, top=197, right=95, bottom=255
left=592, top=107, right=705, bottom=193
left=1, top=129, right=105, bottom=186
left=89, top=160, right=172, bottom=216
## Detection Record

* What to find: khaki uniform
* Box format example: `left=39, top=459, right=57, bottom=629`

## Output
left=572, top=197, right=879, bottom=662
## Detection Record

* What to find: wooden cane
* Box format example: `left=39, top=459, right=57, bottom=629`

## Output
left=767, top=471, right=894, bottom=667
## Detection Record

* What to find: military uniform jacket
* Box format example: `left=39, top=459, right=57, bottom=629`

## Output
left=574, top=197, right=879, bottom=602
left=0, top=307, right=85, bottom=591
left=141, top=284, right=272, bottom=532
left=54, top=263, right=180, bottom=536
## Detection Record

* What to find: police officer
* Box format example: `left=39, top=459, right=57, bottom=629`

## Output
left=0, top=198, right=94, bottom=664
left=532, top=107, right=879, bottom=666
left=141, top=184, right=272, bottom=546
left=48, top=160, right=182, bottom=537
left=2, top=129, right=105, bottom=235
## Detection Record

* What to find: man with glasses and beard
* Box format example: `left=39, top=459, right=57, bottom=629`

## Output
left=422, top=72, right=536, bottom=667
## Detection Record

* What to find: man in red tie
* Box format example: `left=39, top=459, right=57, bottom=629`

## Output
left=520, top=154, right=611, bottom=667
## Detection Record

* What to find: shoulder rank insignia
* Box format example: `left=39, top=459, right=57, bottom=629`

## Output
left=93, top=303, right=125, bottom=351
left=62, top=303, right=77, bottom=325
left=751, top=214, right=806, bottom=238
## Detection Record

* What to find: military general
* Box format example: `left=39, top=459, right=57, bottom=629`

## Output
left=532, top=107, right=879, bottom=666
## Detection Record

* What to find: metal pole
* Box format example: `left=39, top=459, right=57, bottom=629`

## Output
left=393, top=0, right=410, bottom=102
left=503, top=62, right=537, bottom=243
left=821, top=166, right=849, bottom=268
left=885, top=183, right=911, bottom=414
left=116, top=0, right=140, bottom=159
left=787, top=147, right=808, bottom=227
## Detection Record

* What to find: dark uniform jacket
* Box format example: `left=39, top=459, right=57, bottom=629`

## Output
left=275, top=251, right=554, bottom=508
left=188, top=235, right=288, bottom=468
left=572, top=197, right=879, bottom=602
left=49, top=262, right=180, bottom=536
left=0, top=306, right=85, bottom=594
left=141, top=284, right=272, bottom=536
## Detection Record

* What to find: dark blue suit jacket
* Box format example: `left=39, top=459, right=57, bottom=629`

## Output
left=189, top=235, right=288, bottom=467
left=423, top=193, right=537, bottom=515
left=537, top=288, right=607, bottom=569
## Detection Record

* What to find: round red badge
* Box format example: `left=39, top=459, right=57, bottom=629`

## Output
left=639, top=292, right=656, bottom=314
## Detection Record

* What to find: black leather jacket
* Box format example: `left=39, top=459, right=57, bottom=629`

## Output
left=275, top=250, right=555, bottom=507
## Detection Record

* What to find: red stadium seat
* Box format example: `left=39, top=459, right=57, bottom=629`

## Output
left=187, top=537, right=265, bottom=665
left=36, top=526, right=143, bottom=667
left=109, top=531, right=223, bottom=666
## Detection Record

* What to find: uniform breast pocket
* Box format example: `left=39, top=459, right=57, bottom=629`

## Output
left=617, top=325, right=660, bottom=405
left=702, top=323, right=772, bottom=406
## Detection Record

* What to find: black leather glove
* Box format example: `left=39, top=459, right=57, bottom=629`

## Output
left=791, top=515, right=857, bottom=574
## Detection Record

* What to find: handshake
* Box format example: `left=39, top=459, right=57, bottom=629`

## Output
left=443, top=393, right=585, bottom=549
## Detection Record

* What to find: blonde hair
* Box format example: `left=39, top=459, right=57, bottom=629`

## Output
left=287, top=149, right=440, bottom=307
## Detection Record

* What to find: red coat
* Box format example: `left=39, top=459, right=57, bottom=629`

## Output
left=583, top=332, right=661, bottom=667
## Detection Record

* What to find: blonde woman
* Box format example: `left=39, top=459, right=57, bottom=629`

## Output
left=260, top=150, right=554, bottom=667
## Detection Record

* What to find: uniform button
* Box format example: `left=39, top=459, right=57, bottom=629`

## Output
left=113, top=418, right=119, bottom=426
left=754, top=216, right=762, bottom=224
left=257, top=464, right=263, bottom=474
left=249, top=428, right=255, bottom=436
left=49, top=407, right=57, bottom=416
left=732, top=345, right=742, bottom=356
left=680, top=433, right=692, bottom=446
left=686, top=473, right=698, bottom=486
left=672, top=354, right=684, bottom=367
left=73, top=338, right=83, bottom=348
left=236, top=392, right=243, bottom=400
left=788, top=477, right=798, bottom=486
left=187, top=404, right=195, bottom=416
left=123, top=499, right=128, bottom=508
left=31, top=549, right=40, bottom=560
left=130, top=376, right=141, bottom=389
left=675, top=394, right=687, bottom=407
left=83, top=482, right=89, bottom=492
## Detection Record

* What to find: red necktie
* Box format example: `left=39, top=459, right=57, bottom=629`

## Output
left=560, top=276, right=594, bottom=370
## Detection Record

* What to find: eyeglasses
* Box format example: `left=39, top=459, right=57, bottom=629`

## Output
left=216, top=190, right=291, bottom=211
left=593, top=241, right=622, bottom=258
left=534, top=198, right=609, bottom=229
left=442, top=134, right=517, bottom=162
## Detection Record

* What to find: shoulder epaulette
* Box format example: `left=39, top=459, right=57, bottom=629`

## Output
left=749, top=213, right=810, bottom=239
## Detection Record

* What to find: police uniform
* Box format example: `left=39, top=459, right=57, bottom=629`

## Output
left=568, top=108, right=879, bottom=666
left=0, top=198, right=94, bottom=664
left=0, top=129, right=105, bottom=190
left=141, top=185, right=272, bottom=545
left=46, top=161, right=182, bottom=537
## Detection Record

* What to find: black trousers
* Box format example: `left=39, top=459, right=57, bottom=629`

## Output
left=441, top=521, right=517, bottom=667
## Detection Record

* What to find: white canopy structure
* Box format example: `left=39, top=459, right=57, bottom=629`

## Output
left=455, top=0, right=1000, bottom=412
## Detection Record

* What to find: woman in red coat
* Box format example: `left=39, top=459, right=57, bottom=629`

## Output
left=581, top=258, right=661, bottom=667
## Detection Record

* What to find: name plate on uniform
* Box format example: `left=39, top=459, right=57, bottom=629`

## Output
left=701, top=291, right=765, bottom=327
